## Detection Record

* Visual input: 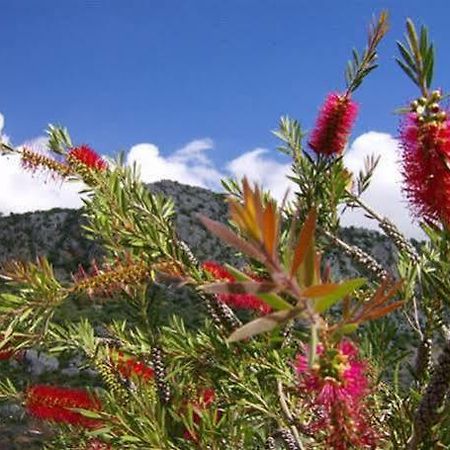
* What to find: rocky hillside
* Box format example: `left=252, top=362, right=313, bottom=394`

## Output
left=0, top=180, right=411, bottom=280
left=0, top=180, right=420, bottom=449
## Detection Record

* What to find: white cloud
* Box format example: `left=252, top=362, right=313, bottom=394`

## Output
left=0, top=113, right=83, bottom=215
left=0, top=134, right=84, bottom=215
left=342, top=131, right=424, bottom=239
left=226, top=148, right=295, bottom=201
left=0, top=112, right=9, bottom=145
left=126, top=138, right=222, bottom=189
left=0, top=111, right=424, bottom=239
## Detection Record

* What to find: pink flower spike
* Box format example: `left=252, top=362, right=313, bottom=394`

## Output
left=295, top=340, right=378, bottom=449
left=308, top=92, right=358, bottom=156
left=399, top=113, right=450, bottom=224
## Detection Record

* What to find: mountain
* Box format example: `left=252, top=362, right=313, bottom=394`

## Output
left=0, top=180, right=405, bottom=280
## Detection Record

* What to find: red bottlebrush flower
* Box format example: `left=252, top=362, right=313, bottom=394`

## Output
left=111, top=351, right=154, bottom=383
left=295, top=340, right=378, bottom=449
left=0, top=349, right=14, bottom=360
left=308, top=92, right=358, bottom=156
left=26, top=385, right=102, bottom=429
left=400, top=114, right=450, bottom=224
left=202, top=261, right=271, bottom=314
left=68, top=145, right=107, bottom=171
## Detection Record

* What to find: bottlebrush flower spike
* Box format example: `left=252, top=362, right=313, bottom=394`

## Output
left=67, top=145, right=107, bottom=171
left=399, top=111, right=450, bottom=225
left=72, top=260, right=151, bottom=298
left=26, top=385, right=102, bottom=428
left=308, top=92, right=358, bottom=156
left=202, top=261, right=271, bottom=314
left=21, top=147, right=71, bottom=178
left=295, top=340, right=378, bottom=449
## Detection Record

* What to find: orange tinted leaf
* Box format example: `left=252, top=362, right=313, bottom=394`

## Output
left=364, top=301, right=404, bottom=321
left=263, top=201, right=278, bottom=257
left=290, top=209, right=317, bottom=278
left=301, top=283, right=340, bottom=298
left=197, top=215, right=264, bottom=262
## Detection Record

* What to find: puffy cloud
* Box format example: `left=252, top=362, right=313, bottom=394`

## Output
left=0, top=132, right=84, bottom=215
left=126, top=138, right=222, bottom=189
left=226, top=148, right=295, bottom=201
left=342, top=131, right=424, bottom=239
left=0, top=111, right=425, bottom=239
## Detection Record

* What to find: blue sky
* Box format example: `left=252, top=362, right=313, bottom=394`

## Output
left=2, top=0, right=449, bottom=158
left=1, top=1, right=450, bottom=237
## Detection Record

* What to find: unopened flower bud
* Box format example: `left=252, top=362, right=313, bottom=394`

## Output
left=410, top=100, right=419, bottom=111
left=418, top=96, right=427, bottom=106
left=437, top=111, right=447, bottom=121
left=431, top=90, right=442, bottom=101
left=429, top=103, right=440, bottom=114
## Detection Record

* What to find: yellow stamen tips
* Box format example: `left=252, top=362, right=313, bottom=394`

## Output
left=21, top=148, right=71, bottom=178
left=72, top=261, right=151, bottom=297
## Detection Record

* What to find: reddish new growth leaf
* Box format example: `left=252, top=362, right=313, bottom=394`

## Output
left=400, top=113, right=450, bottom=224
left=295, top=340, right=379, bottom=449
left=68, top=145, right=107, bottom=171
left=308, top=92, right=358, bottom=156
left=202, top=261, right=271, bottom=314
left=26, top=385, right=102, bottom=429
left=111, top=351, right=154, bottom=383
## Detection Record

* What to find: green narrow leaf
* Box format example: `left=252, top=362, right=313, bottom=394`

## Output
left=396, top=41, right=416, bottom=70
left=419, top=25, right=428, bottom=56
left=225, top=264, right=293, bottom=311
left=313, top=278, right=366, bottom=313
left=227, top=308, right=300, bottom=342
left=424, top=45, right=434, bottom=88
left=352, top=48, right=359, bottom=65
left=406, top=19, right=421, bottom=62
left=396, top=58, right=419, bottom=86
left=333, top=323, right=359, bottom=339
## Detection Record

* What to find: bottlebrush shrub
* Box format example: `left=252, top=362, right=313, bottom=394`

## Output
left=1, top=12, right=450, bottom=450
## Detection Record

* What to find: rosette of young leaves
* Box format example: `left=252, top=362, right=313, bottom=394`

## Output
left=198, top=179, right=399, bottom=352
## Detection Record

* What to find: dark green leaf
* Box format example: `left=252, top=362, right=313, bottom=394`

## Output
left=396, top=58, right=419, bottom=86
left=397, top=41, right=416, bottom=70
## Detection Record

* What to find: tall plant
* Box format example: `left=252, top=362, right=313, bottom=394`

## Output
left=0, top=11, right=449, bottom=450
